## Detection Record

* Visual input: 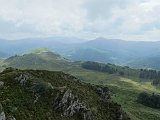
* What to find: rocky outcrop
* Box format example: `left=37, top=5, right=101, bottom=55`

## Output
left=15, top=74, right=30, bottom=86
left=7, top=116, right=16, bottom=120
left=0, top=81, right=4, bottom=87
left=109, top=102, right=130, bottom=120
left=0, top=103, right=5, bottom=120
left=0, top=112, right=5, bottom=120
left=95, top=86, right=130, bottom=120
left=33, top=94, right=40, bottom=104
left=96, top=86, right=111, bottom=101
left=0, top=103, right=16, bottom=120
left=53, top=89, right=93, bottom=120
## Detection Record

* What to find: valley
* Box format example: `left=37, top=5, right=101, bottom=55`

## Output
left=1, top=1, right=160, bottom=119
left=1, top=48, right=160, bottom=120
left=1, top=37, right=160, bottom=70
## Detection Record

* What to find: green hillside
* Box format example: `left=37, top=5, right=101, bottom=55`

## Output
left=127, top=57, right=160, bottom=70
left=68, top=48, right=115, bottom=63
left=70, top=68, right=160, bottom=120
left=1, top=49, right=160, bottom=120
left=3, top=48, right=72, bottom=71
left=0, top=68, right=129, bottom=120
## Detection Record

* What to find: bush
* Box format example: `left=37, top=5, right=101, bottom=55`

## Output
left=32, top=80, right=54, bottom=95
left=152, top=79, right=160, bottom=86
left=137, top=92, right=160, bottom=109
left=82, top=61, right=117, bottom=74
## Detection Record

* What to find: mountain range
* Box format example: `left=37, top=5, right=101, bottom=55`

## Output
left=1, top=37, right=160, bottom=70
left=1, top=48, right=160, bottom=120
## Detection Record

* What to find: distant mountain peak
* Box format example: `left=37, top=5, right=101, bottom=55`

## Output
left=94, top=37, right=122, bottom=41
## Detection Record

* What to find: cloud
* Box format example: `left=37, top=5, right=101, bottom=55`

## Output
left=0, top=0, right=159, bottom=41
left=0, top=0, right=87, bottom=38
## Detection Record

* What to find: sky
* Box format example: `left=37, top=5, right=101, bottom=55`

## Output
left=0, top=0, right=160, bottom=41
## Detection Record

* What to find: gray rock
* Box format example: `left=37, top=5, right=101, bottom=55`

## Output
left=0, top=81, right=4, bottom=87
left=53, top=89, right=93, bottom=120
left=47, top=83, right=54, bottom=90
left=0, top=112, right=5, bottom=120
left=15, top=74, right=30, bottom=86
left=0, top=103, right=5, bottom=120
left=96, top=86, right=111, bottom=101
left=0, top=104, right=16, bottom=120
left=34, top=94, right=40, bottom=104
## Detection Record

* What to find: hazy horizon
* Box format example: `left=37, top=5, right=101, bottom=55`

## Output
left=1, top=36, right=160, bottom=42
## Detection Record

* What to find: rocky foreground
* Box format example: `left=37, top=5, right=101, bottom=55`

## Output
left=0, top=68, right=130, bottom=120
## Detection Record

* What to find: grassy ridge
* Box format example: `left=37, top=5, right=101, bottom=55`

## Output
left=0, top=68, right=129, bottom=120
left=1, top=51, right=160, bottom=119
left=67, top=68, right=160, bottom=120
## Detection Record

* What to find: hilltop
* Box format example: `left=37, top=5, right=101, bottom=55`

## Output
left=1, top=49, right=160, bottom=120
left=0, top=68, right=129, bottom=120
left=2, top=48, right=70, bottom=71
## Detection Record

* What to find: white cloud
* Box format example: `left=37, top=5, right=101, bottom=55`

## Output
left=0, top=0, right=159, bottom=41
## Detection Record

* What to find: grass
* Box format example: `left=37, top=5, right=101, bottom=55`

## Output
left=64, top=67, right=160, bottom=120
left=1, top=51, right=160, bottom=120
left=0, top=69, right=129, bottom=120
left=0, top=59, right=5, bottom=72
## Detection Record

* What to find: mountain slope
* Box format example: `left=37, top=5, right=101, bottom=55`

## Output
left=68, top=48, right=117, bottom=63
left=3, top=48, right=71, bottom=71
left=0, top=68, right=129, bottom=120
left=2, top=37, right=160, bottom=67
left=65, top=38, right=160, bottom=65
left=0, top=37, right=86, bottom=57
left=1, top=49, right=160, bottom=120
left=127, top=57, right=160, bottom=70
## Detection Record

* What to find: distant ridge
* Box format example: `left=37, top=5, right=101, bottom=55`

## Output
left=3, top=48, right=70, bottom=71
left=1, top=37, right=160, bottom=69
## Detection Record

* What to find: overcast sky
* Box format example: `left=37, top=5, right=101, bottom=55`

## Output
left=0, top=0, right=160, bottom=41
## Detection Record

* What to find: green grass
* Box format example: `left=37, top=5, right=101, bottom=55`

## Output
left=0, top=59, right=5, bottom=72
left=65, top=68, right=160, bottom=120
left=1, top=51, right=160, bottom=120
left=0, top=69, right=129, bottom=120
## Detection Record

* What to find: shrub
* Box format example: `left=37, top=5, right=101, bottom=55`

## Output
left=32, top=80, right=54, bottom=95
left=137, top=92, right=160, bottom=109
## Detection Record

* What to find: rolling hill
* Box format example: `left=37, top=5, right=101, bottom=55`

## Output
left=1, top=49, right=160, bottom=120
left=3, top=48, right=72, bottom=71
left=1, top=37, right=160, bottom=70
left=0, top=68, right=130, bottom=120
